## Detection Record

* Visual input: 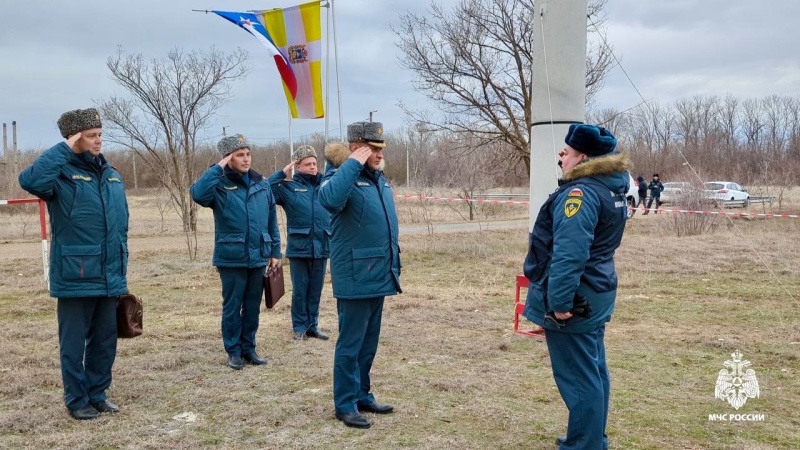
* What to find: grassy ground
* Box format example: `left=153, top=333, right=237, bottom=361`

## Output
left=0, top=190, right=798, bottom=449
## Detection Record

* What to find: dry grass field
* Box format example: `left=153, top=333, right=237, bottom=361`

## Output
left=0, top=188, right=799, bottom=449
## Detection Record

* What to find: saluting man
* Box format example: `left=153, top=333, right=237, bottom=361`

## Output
left=191, top=134, right=281, bottom=370
left=522, top=123, right=631, bottom=449
left=318, top=121, right=402, bottom=429
left=268, top=145, right=332, bottom=341
left=19, top=108, right=129, bottom=420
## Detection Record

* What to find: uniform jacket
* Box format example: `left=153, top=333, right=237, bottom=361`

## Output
left=267, top=170, right=332, bottom=259
left=18, top=142, right=129, bottom=299
left=318, top=142, right=402, bottom=300
left=648, top=179, right=664, bottom=197
left=523, top=153, right=631, bottom=332
left=191, top=164, right=281, bottom=268
left=637, top=180, right=648, bottom=196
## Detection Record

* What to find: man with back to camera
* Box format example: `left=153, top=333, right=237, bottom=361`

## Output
left=523, top=123, right=631, bottom=449
left=191, top=134, right=281, bottom=370
left=267, top=145, right=332, bottom=341
left=318, top=121, right=402, bottom=429
left=19, top=108, right=129, bottom=420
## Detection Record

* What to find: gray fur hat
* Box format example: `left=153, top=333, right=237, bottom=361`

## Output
left=57, top=108, right=102, bottom=138
left=217, top=134, right=250, bottom=156
left=292, top=145, right=317, bottom=163
left=347, top=121, right=386, bottom=148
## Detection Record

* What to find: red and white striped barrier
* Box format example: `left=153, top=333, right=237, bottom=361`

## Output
left=0, top=198, right=49, bottom=283
left=393, top=194, right=800, bottom=219
left=394, top=194, right=531, bottom=206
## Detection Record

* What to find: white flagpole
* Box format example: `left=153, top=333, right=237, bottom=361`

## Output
left=331, top=0, right=344, bottom=139
left=288, top=108, right=294, bottom=174
left=324, top=0, right=331, bottom=144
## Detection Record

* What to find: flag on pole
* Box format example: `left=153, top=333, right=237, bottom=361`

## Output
left=212, top=11, right=298, bottom=106
left=254, top=2, right=324, bottom=119
left=212, top=3, right=324, bottom=119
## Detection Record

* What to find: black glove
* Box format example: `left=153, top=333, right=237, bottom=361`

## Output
left=544, top=293, right=592, bottom=328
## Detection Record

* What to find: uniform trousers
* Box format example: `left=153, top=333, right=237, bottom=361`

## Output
left=57, top=296, right=118, bottom=411
left=218, top=266, right=267, bottom=356
left=333, top=296, right=384, bottom=414
left=546, top=326, right=610, bottom=450
left=289, top=257, right=327, bottom=333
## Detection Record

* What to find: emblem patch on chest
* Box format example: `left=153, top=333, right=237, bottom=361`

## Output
left=293, top=188, right=308, bottom=192
left=356, top=181, right=370, bottom=187
left=71, top=174, right=92, bottom=182
left=564, top=198, right=582, bottom=218
left=224, top=185, right=238, bottom=190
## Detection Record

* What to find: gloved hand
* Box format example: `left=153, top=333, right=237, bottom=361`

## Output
left=545, top=294, right=592, bottom=328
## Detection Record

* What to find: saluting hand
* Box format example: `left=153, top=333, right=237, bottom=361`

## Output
left=66, top=132, right=83, bottom=154
left=282, top=162, right=294, bottom=178
left=348, top=146, right=372, bottom=165
left=217, top=153, right=233, bottom=169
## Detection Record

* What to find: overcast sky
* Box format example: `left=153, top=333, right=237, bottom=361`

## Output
left=1, top=0, right=799, bottom=151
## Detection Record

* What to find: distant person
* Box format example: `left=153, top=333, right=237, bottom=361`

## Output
left=522, top=123, right=630, bottom=448
left=19, top=108, right=128, bottom=420
left=267, top=145, right=332, bottom=341
left=643, top=173, right=664, bottom=215
left=318, top=121, right=402, bottom=429
left=190, top=134, right=281, bottom=370
left=636, top=176, right=648, bottom=210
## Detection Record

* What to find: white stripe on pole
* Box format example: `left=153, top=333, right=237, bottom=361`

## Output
left=0, top=200, right=7, bottom=205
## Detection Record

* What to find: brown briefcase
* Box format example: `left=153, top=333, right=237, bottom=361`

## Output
left=117, top=293, right=143, bottom=338
left=263, top=265, right=285, bottom=309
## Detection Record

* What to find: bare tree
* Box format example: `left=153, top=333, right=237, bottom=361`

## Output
left=99, top=47, right=251, bottom=259
left=394, top=0, right=613, bottom=172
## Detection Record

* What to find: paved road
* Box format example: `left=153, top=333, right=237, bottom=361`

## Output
left=400, top=218, right=528, bottom=235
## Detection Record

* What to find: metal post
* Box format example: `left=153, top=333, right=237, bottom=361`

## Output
left=11, top=121, right=18, bottom=174
left=131, top=149, right=139, bottom=190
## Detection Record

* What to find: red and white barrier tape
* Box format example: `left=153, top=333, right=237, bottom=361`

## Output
left=395, top=194, right=531, bottom=206
left=393, top=194, right=800, bottom=219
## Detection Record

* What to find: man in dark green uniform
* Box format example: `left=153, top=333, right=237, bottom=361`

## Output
left=319, top=122, right=402, bottom=429
left=268, top=145, right=332, bottom=341
left=19, top=108, right=129, bottom=420
left=191, top=134, right=281, bottom=370
left=523, top=123, right=630, bottom=449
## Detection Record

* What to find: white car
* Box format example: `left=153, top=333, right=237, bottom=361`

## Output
left=625, top=174, right=639, bottom=219
left=660, top=182, right=692, bottom=204
left=704, top=181, right=750, bottom=207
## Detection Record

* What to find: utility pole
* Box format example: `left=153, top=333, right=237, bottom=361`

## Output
left=11, top=121, right=18, bottom=174
left=131, top=148, right=139, bottom=190
left=368, top=110, right=377, bottom=122
left=222, top=125, right=229, bottom=137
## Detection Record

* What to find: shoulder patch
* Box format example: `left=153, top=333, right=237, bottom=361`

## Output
left=107, top=177, right=121, bottom=183
left=568, top=188, right=583, bottom=197
left=564, top=198, right=582, bottom=218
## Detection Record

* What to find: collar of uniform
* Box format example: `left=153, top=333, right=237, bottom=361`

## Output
left=563, top=152, right=632, bottom=181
